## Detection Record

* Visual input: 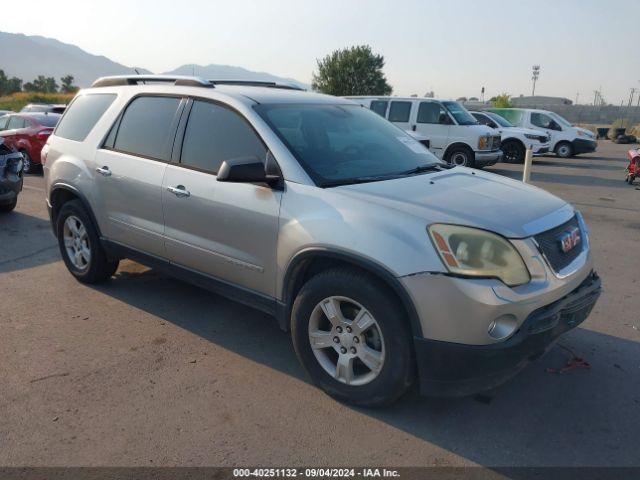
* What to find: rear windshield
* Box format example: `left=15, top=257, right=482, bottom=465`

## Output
left=34, top=115, right=61, bottom=127
left=55, top=94, right=116, bottom=141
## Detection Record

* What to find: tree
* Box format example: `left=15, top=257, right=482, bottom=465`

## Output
left=60, top=75, right=79, bottom=93
left=491, top=93, right=512, bottom=108
left=0, top=70, right=23, bottom=96
left=24, top=75, right=59, bottom=93
left=312, top=45, right=392, bottom=96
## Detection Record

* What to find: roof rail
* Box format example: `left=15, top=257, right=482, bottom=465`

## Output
left=91, top=75, right=213, bottom=88
left=209, top=80, right=303, bottom=91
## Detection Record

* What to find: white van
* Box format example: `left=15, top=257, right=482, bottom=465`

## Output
left=488, top=108, right=596, bottom=158
left=346, top=96, right=502, bottom=168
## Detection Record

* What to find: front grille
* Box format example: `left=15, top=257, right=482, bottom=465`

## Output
left=534, top=215, right=584, bottom=273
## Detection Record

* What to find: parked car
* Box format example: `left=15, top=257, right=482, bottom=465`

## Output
left=44, top=75, right=601, bottom=406
left=470, top=111, right=550, bottom=163
left=0, top=110, right=14, bottom=116
left=488, top=108, right=596, bottom=158
left=21, top=103, right=67, bottom=114
left=346, top=96, right=502, bottom=168
left=0, top=138, right=24, bottom=212
left=0, top=112, right=61, bottom=173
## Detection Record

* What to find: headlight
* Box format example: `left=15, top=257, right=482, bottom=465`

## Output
left=577, top=130, right=593, bottom=138
left=428, top=224, right=530, bottom=287
left=477, top=136, right=490, bottom=150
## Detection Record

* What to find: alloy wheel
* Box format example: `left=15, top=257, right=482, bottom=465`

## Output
left=63, top=215, right=91, bottom=270
left=308, top=296, right=385, bottom=386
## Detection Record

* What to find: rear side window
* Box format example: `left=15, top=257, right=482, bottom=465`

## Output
left=7, top=117, right=26, bottom=129
left=180, top=100, right=266, bottom=173
left=388, top=101, right=412, bottom=122
left=55, top=94, right=116, bottom=141
left=114, top=96, right=181, bottom=160
left=370, top=100, right=388, bottom=117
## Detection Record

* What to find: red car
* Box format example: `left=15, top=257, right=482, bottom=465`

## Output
left=0, top=113, right=61, bottom=173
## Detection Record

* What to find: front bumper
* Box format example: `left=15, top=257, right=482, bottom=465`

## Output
left=413, top=271, right=601, bottom=396
left=571, top=138, right=597, bottom=154
left=0, top=173, right=23, bottom=205
left=533, top=145, right=550, bottom=155
left=474, top=150, right=502, bottom=167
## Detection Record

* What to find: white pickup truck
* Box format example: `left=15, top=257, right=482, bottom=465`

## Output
left=488, top=108, right=596, bottom=158
left=346, top=96, right=502, bottom=168
left=470, top=110, right=550, bottom=163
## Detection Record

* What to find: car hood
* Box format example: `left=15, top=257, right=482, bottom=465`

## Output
left=576, top=127, right=595, bottom=138
left=336, top=167, right=573, bottom=238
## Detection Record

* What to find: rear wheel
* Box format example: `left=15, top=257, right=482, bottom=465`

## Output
left=56, top=200, right=119, bottom=283
left=445, top=145, right=475, bottom=168
left=555, top=142, right=573, bottom=158
left=501, top=140, right=526, bottom=164
left=291, top=268, right=415, bottom=407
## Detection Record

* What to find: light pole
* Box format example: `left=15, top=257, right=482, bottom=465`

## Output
left=531, top=65, right=540, bottom=96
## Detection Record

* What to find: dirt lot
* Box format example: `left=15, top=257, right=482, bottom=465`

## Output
left=1, top=140, right=639, bottom=468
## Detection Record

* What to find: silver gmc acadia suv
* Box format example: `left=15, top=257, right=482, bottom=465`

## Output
left=43, top=76, right=601, bottom=406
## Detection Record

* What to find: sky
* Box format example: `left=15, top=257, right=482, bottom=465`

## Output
left=2, top=0, right=640, bottom=104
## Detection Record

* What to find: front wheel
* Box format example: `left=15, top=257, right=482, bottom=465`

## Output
left=56, top=200, right=119, bottom=283
left=501, top=140, right=526, bottom=164
left=555, top=142, right=573, bottom=158
left=0, top=197, right=17, bottom=213
left=445, top=146, right=475, bottom=168
left=291, top=268, right=415, bottom=407
left=20, top=151, right=35, bottom=174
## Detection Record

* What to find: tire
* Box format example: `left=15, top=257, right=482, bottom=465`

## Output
left=501, top=140, right=526, bottom=164
left=445, top=145, right=475, bottom=168
left=56, top=199, right=119, bottom=283
left=0, top=197, right=17, bottom=213
left=20, top=150, right=34, bottom=174
left=291, top=267, right=415, bottom=407
left=555, top=142, right=573, bottom=158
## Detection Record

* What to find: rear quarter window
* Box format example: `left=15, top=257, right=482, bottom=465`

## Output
left=55, top=94, right=117, bottom=142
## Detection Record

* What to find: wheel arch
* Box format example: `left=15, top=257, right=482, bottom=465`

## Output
left=49, top=183, right=102, bottom=238
left=501, top=137, right=525, bottom=149
left=279, top=248, right=423, bottom=338
left=443, top=142, right=474, bottom=161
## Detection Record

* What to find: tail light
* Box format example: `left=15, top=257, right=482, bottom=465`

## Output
left=41, top=144, right=50, bottom=165
left=37, top=129, right=53, bottom=139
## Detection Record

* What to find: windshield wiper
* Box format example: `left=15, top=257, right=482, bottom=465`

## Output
left=321, top=175, right=401, bottom=188
left=401, top=164, right=444, bottom=175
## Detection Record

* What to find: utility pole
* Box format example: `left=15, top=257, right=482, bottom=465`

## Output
left=531, top=65, right=540, bottom=96
left=575, top=92, right=579, bottom=105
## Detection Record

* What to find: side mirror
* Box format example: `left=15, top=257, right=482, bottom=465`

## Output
left=217, top=154, right=282, bottom=188
left=550, top=121, right=562, bottom=131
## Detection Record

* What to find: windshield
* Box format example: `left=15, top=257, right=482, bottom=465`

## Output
left=486, top=112, right=514, bottom=128
left=256, top=104, right=441, bottom=187
left=442, top=101, right=478, bottom=125
left=548, top=111, right=572, bottom=128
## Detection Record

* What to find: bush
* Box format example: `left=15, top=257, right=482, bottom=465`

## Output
left=0, top=92, right=75, bottom=112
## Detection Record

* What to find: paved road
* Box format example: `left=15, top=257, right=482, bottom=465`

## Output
left=1, top=141, right=639, bottom=468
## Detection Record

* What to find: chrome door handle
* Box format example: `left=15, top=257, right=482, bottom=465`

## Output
left=167, top=185, right=190, bottom=197
left=96, top=166, right=111, bottom=176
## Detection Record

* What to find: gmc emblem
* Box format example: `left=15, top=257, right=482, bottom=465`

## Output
left=559, top=227, right=581, bottom=253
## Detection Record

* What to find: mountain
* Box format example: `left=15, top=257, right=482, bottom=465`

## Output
left=164, top=64, right=309, bottom=90
left=0, top=31, right=308, bottom=89
left=0, top=32, right=150, bottom=87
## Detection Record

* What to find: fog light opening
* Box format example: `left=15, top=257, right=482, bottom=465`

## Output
left=488, top=314, right=518, bottom=340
